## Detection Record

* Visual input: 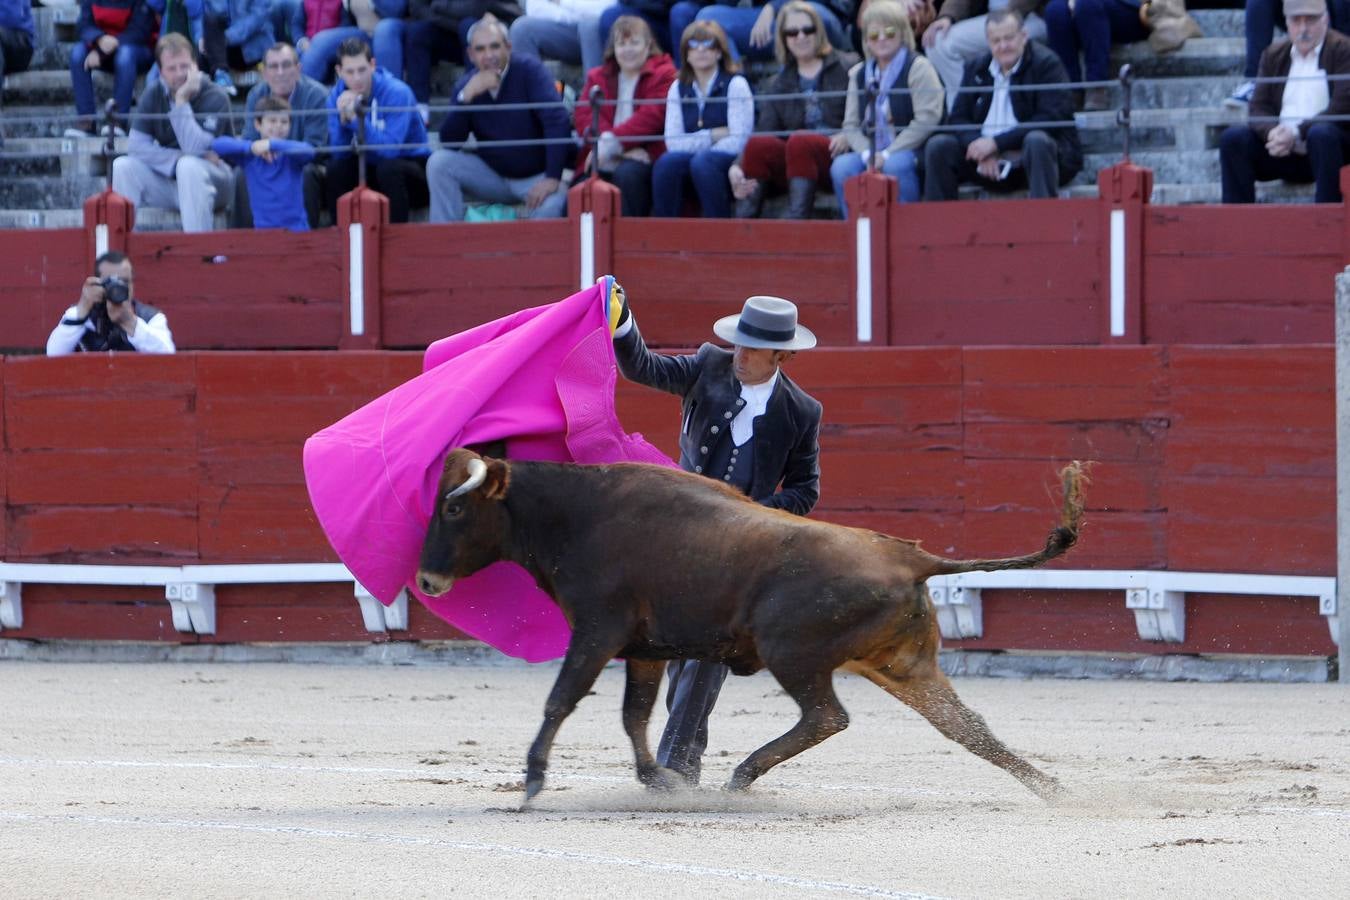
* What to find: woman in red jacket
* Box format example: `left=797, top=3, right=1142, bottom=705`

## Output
left=574, top=15, right=677, bottom=217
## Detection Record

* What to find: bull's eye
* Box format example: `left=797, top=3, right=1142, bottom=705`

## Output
left=445, top=502, right=464, bottom=518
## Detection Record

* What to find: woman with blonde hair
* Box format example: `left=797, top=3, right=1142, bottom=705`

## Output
left=651, top=20, right=753, bottom=217
left=727, top=1, right=850, bottom=218
left=574, top=16, right=678, bottom=216
left=828, top=0, right=944, bottom=218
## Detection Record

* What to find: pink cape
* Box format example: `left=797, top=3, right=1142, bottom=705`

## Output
left=302, top=281, right=676, bottom=662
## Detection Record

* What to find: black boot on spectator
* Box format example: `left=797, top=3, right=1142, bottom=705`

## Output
left=787, top=177, right=815, bottom=220
left=734, top=182, right=764, bottom=218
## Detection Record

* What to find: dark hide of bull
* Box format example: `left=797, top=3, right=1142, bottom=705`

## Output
left=417, top=449, right=1087, bottom=803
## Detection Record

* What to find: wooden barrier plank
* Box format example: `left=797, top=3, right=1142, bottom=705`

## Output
left=7, top=449, right=198, bottom=506
left=818, top=447, right=965, bottom=511
left=1145, top=205, right=1342, bottom=255
left=900, top=198, right=1100, bottom=247
left=7, top=506, right=200, bottom=559
left=0, top=229, right=87, bottom=352
left=3, top=584, right=179, bottom=641
left=125, top=230, right=344, bottom=349
left=210, top=584, right=367, bottom=642
left=198, top=483, right=330, bottom=562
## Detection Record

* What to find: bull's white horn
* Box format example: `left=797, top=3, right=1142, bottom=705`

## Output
left=446, top=458, right=488, bottom=499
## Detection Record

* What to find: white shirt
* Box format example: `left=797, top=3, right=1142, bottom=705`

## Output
left=1280, top=42, right=1330, bottom=132
left=522, top=0, right=611, bottom=23
left=982, top=55, right=1024, bottom=139
left=731, top=369, right=779, bottom=447
left=46, top=305, right=176, bottom=356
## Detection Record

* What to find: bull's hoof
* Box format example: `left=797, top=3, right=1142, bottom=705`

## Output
left=639, top=766, right=685, bottom=792
left=1031, top=774, right=1067, bottom=805
left=722, top=773, right=754, bottom=793
left=523, top=776, right=545, bottom=803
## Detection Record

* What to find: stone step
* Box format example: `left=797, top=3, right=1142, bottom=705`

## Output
left=0, top=204, right=227, bottom=231
left=1082, top=147, right=1219, bottom=183
left=0, top=173, right=106, bottom=208
left=1076, top=105, right=1247, bottom=151
left=1148, top=180, right=1317, bottom=204
left=1108, top=37, right=1244, bottom=79
left=1131, top=75, right=1240, bottom=110
left=1189, top=8, right=1246, bottom=38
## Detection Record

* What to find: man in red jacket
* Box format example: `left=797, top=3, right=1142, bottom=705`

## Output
left=573, top=15, right=676, bottom=216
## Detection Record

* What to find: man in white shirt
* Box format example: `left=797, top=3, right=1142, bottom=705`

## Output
left=508, top=0, right=611, bottom=72
left=47, top=252, right=176, bottom=356
left=1220, top=0, right=1350, bottom=203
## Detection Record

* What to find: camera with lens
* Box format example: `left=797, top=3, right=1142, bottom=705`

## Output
left=101, top=276, right=131, bottom=305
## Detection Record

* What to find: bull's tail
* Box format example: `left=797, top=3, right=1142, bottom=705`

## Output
left=924, top=461, right=1088, bottom=577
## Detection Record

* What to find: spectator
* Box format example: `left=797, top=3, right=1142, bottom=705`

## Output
left=325, top=36, right=430, bottom=222
left=403, top=0, right=522, bottom=121
left=201, top=0, right=276, bottom=95
left=146, top=0, right=205, bottom=52
left=0, top=0, right=35, bottom=147
left=112, top=33, right=236, bottom=231
left=1220, top=0, right=1350, bottom=203
left=651, top=20, right=751, bottom=216
left=1227, top=0, right=1350, bottom=106
left=573, top=14, right=677, bottom=216
left=1043, top=0, right=1149, bottom=109
left=213, top=95, right=318, bottom=229
left=669, top=0, right=852, bottom=62
left=47, top=252, right=176, bottom=356
left=300, top=0, right=406, bottom=83
left=829, top=0, right=941, bottom=217
left=597, top=0, right=676, bottom=52
left=921, top=0, right=1046, bottom=108
left=427, top=15, right=570, bottom=221
left=730, top=2, right=849, bottom=218
left=287, top=0, right=344, bottom=54
left=923, top=9, right=1080, bottom=200
left=65, top=0, right=157, bottom=136
left=509, top=0, right=610, bottom=72
left=235, top=41, right=328, bottom=226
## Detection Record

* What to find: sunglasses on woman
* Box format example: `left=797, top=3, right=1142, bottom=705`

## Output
left=866, top=26, right=899, bottom=40
left=782, top=25, right=817, bottom=37
left=687, top=38, right=717, bottom=50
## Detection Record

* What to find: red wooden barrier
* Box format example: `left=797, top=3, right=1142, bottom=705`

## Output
left=0, top=348, right=1336, bottom=657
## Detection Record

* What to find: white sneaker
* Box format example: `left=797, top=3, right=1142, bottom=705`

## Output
left=417, top=103, right=430, bottom=125
left=1224, top=81, right=1255, bottom=109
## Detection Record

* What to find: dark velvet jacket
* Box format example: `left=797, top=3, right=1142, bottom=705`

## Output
left=614, top=324, right=822, bottom=516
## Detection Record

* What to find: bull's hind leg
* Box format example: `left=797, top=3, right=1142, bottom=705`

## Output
left=622, top=658, right=684, bottom=791
left=725, top=668, right=849, bottom=792
left=857, top=666, right=1062, bottom=801
left=524, top=635, right=617, bottom=803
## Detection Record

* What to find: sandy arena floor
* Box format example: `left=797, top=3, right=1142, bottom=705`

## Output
left=2, top=659, right=1347, bottom=898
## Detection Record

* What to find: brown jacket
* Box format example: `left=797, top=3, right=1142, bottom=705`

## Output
left=1250, top=28, right=1350, bottom=141
left=936, top=0, right=1041, bottom=25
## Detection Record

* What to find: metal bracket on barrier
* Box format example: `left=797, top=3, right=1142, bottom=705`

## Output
left=165, top=583, right=216, bottom=635
left=1126, top=587, right=1185, bottom=642
left=0, top=582, right=21, bottom=630
left=354, top=583, right=408, bottom=633
left=1321, top=587, right=1339, bottom=646
left=930, top=584, right=983, bottom=639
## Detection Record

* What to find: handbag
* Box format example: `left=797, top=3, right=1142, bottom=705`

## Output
left=1140, top=0, right=1203, bottom=54
left=465, top=203, right=518, bottom=222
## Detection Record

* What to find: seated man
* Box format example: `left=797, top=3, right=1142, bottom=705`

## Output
left=201, top=0, right=275, bottom=95
left=1220, top=0, right=1350, bottom=203
left=923, top=9, right=1081, bottom=200
left=509, top=0, right=611, bottom=72
left=47, top=251, right=176, bottom=356
left=1226, top=0, right=1350, bottom=107
left=112, top=33, right=236, bottom=232
left=427, top=14, right=570, bottom=221
left=921, top=0, right=1046, bottom=109
left=235, top=41, right=328, bottom=226
left=66, top=0, right=157, bottom=135
left=324, top=36, right=431, bottom=223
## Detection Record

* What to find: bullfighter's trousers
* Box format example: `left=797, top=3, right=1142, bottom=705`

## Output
left=657, top=658, right=730, bottom=784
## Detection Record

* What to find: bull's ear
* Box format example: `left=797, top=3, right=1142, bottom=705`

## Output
left=483, top=458, right=510, bottom=500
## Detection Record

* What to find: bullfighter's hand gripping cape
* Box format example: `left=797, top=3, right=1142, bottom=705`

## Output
left=302, top=279, right=676, bottom=662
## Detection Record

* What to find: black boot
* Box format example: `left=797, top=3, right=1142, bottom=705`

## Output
left=787, top=177, right=816, bottom=219
left=734, top=182, right=764, bottom=218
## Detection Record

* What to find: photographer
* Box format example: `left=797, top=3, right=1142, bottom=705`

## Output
left=46, top=252, right=176, bottom=356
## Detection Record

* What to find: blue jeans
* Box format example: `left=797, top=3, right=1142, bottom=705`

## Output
left=509, top=14, right=606, bottom=72
left=272, top=0, right=303, bottom=44
left=829, top=148, right=918, bottom=219
left=652, top=148, right=737, bottom=217
left=426, top=148, right=568, bottom=221
left=403, top=20, right=462, bottom=102
left=1043, top=0, right=1149, bottom=84
left=1220, top=121, right=1350, bottom=203
left=668, top=1, right=845, bottom=60
left=69, top=41, right=153, bottom=117
left=301, top=21, right=405, bottom=83
left=598, top=4, right=672, bottom=56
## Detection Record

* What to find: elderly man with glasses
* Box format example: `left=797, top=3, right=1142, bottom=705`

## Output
left=231, top=42, right=330, bottom=227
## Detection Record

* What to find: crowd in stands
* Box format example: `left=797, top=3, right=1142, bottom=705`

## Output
left=1, top=0, right=1349, bottom=221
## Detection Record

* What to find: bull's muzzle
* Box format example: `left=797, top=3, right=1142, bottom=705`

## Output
left=416, top=571, right=454, bottom=597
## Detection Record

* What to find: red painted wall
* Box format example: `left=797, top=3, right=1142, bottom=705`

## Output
left=0, top=348, right=1336, bottom=657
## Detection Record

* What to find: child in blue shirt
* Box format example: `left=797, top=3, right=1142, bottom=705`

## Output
left=212, top=95, right=316, bottom=231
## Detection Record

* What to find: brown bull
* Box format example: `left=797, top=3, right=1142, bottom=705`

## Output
left=416, top=449, right=1086, bottom=802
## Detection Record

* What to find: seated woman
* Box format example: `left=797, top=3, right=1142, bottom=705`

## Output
left=574, top=15, right=678, bottom=217
left=651, top=20, right=752, bottom=217
left=728, top=1, right=848, bottom=219
left=670, top=0, right=850, bottom=62
left=829, top=0, right=942, bottom=219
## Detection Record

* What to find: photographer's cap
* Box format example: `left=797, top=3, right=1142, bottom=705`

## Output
left=713, top=296, right=817, bottom=351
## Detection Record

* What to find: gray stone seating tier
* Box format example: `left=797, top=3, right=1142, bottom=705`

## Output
left=0, top=5, right=1319, bottom=228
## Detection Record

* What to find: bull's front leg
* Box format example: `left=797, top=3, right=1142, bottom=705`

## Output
left=524, top=633, right=617, bottom=803
left=622, top=658, right=684, bottom=791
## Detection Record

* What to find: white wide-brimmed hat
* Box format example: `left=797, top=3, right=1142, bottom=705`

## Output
left=712, top=296, right=817, bottom=351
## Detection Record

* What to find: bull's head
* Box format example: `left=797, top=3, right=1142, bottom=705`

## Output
left=415, top=448, right=511, bottom=597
